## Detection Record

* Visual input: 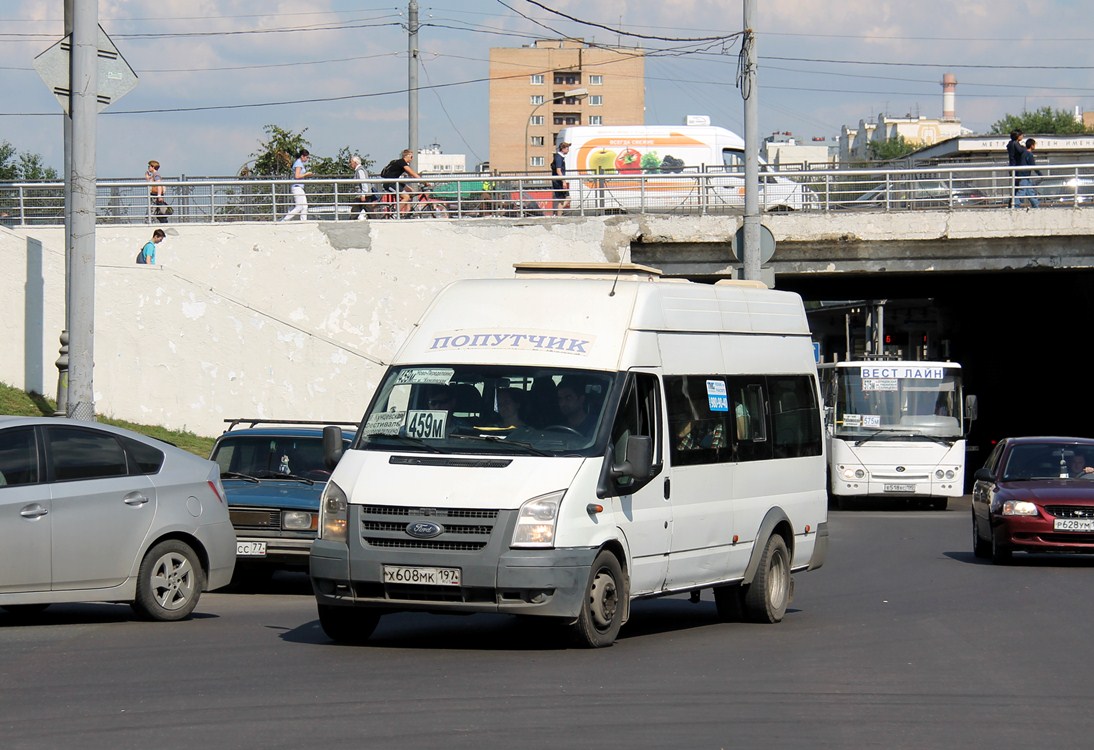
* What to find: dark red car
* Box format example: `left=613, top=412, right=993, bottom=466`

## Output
left=972, top=436, right=1094, bottom=564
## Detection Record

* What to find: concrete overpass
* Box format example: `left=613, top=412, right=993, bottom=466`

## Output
left=3, top=209, right=1092, bottom=450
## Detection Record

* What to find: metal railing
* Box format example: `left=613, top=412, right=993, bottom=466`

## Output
left=2, top=161, right=1092, bottom=227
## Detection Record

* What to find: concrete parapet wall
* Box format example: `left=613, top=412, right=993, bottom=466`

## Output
left=2, top=217, right=678, bottom=436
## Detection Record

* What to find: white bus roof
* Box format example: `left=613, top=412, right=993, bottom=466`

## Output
left=395, top=275, right=810, bottom=371
left=819, top=360, right=961, bottom=370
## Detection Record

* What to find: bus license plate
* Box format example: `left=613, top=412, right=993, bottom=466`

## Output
left=237, top=541, right=267, bottom=557
left=883, top=484, right=915, bottom=493
left=383, top=565, right=461, bottom=586
left=1053, top=518, right=1094, bottom=532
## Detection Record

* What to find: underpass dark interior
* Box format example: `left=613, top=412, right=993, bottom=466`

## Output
left=780, top=268, right=1094, bottom=476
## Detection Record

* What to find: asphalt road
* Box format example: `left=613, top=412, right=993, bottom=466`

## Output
left=3, top=497, right=1094, bottom=750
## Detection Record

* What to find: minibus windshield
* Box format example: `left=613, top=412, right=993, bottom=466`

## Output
left=354, top=365, right=616, bottom=456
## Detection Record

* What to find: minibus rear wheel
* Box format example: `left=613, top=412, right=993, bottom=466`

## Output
left=572, top=550, right=625, bottom=648
left=743, top=534, right=790, bottom=623
left=318, top=603, right=381, bottom=645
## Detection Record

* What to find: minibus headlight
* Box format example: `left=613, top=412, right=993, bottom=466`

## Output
left=511, top=490, right=565, bottom=548
left=1002, top=500, right=1038, bottom=517
left=319, top=481, right=349, bottom=543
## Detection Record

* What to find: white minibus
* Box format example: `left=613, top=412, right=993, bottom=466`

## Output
left=310, top=263, right=828, bottom=647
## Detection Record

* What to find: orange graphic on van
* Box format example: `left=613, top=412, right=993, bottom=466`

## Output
left=574, top=133, right=707, bottom=179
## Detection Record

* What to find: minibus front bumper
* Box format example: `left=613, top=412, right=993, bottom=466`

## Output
left=310, top=538, right=599, bottom=619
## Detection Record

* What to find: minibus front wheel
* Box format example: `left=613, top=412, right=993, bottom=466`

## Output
left=572, top=550, right=625, bottom=648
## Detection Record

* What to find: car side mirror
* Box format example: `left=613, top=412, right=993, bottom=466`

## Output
left=965, top=394, right=978, bottom=421
left=974, top=467, right=993, bottom=482
left=322, top=425, right=345, bottom=469
left=611, top=435, right=653, bottom=480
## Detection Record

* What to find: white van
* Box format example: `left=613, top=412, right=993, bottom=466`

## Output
left=310, top=263, right=828, bottom=647
left=557, top=125, right=814, bottom=213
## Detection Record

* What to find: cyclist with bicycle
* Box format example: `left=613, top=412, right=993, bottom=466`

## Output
left=380, top=149, right=422, bottom=215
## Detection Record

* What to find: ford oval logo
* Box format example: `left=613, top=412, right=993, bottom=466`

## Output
left=407, top=521, right=444, bottom=539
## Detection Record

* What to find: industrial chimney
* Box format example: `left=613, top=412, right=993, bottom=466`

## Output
left=942, top=73, right=957, bottom=121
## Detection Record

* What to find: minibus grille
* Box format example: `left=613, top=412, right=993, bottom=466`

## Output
left=358, top=504, right=499, bottom=551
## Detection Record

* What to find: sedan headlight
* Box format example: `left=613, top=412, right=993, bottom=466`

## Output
left=283, top=510, right=316, bottom=531
left=318, top=481, right=349, bottom=542
left=838, top=466, right=866, bottom=481
left=511, top=490, right=565, bottom=548
left=1002, top=499, right=1039, bottom=517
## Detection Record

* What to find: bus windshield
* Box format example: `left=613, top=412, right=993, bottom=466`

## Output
left=354, top=364, right=616, bottom=457
left=829, top=365, right=963, bottom=440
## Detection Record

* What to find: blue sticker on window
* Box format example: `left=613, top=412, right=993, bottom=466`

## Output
left=706, top=379, right=729, bottom=412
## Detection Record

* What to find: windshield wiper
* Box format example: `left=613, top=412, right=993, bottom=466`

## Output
left=221, top=471, right=259, bottom=483
left=853, top=430, right=906, bottom=446
left=853, top=430, right=956, bottom=447
left=448, top=433, right=551, bottom=456
left=250, top=470, right=316, bottom=484
left=915, top=434, right=958, bottom=447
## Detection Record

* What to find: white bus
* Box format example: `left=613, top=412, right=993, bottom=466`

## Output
left=310, top=263, right=828, bottom=648
left=819, top=360, right=976, bottom=510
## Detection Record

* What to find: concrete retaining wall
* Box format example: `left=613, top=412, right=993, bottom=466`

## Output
left=1, top=217, right=676, bottom=436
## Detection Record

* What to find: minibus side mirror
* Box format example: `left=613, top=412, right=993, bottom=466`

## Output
left=323, top=425, right=345, bottom=469
left=611, top=435, right=653, bottom=480
left=965, top=394, right=978, bottom=422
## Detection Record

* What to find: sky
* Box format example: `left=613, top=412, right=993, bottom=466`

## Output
left=2, top=0, right=1093, bottom=178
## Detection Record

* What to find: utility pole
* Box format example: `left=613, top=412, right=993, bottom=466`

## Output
left=741, top=0, right=760, bottom=282
left=408, top=0, right=419, bottom=167
left=67, top=0, right=98, bottom=420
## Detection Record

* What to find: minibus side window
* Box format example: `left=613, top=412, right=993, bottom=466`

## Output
left=665, top=375, right=730, bottom=467
left=608, top=373, right=662, bottom=487
left=770, top=375, right=822, bottom=458
left=728, top=379, right=771, bottom=462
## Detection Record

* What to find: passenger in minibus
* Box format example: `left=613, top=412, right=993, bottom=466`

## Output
left=556, top=378, right=597, bottom=434
left=496, top=388, right=528, bottom=429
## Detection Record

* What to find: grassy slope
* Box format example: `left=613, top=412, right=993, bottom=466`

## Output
left=1, top=382, right=216, bottom=458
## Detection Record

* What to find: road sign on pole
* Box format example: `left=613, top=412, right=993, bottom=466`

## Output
left=33, top=25, right=138, bottom=113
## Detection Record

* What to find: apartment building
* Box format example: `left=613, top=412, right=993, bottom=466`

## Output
left=488, top=39, right=645, bottom=173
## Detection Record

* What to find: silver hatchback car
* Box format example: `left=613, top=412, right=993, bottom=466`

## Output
left=0, top=416, right=236, bottom=620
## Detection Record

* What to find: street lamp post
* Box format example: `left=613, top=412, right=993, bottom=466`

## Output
left=523, top=87, right=588, bottom=173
